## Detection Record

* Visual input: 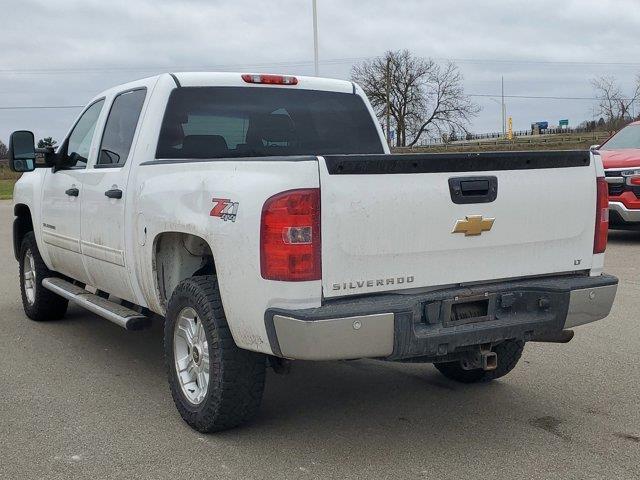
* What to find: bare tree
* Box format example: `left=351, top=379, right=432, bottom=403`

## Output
left=352, top=50, right=479, bottom=147
left=592, top=75, right=640, bottom=131
left=0, top=140, right=7, bottom=160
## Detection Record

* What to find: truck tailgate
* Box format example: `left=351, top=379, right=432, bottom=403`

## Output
left=319, top=152, right=595, bottom=298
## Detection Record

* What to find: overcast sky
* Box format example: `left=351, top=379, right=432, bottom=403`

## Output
left=1, top=0, right=640, bottom=144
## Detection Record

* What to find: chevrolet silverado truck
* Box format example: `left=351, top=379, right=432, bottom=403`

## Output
left=593, top=121, right=640, bottom=228
left=8, top=72, right=618, bottom=432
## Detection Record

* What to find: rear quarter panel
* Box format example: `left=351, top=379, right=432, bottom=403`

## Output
left=131, top=159, right=322, bottom=354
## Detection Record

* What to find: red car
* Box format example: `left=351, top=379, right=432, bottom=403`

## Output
left=597, top=121, right=640, bottom=229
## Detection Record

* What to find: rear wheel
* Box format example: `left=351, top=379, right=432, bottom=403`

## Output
left=434, top=340, right=525, bottom=383
left=19, top=232, right=68, bottom=321
left=164, top=275, right=266, bottom=432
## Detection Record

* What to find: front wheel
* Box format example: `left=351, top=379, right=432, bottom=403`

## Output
left=164, top=275, right=266, bottom=432
left=19, top=231, right=68, bottom=321
left=434, top=340, right=525, bottom=383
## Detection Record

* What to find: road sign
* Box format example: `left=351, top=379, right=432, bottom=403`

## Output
left=559, top=119, right=569, bottom=127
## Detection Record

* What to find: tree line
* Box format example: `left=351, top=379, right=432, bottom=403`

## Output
left=353, top=50, right=640, bottom=146
left=589, top=75, right=640, bottom=132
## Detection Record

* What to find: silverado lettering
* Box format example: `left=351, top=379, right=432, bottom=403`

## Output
left=332, top=276, right=415, bottom=291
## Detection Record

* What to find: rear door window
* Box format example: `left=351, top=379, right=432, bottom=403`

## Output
left=97, top=89, right=146, bottom=167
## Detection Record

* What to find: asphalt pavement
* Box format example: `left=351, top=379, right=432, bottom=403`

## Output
left=0, top=200, right=638, bottom=480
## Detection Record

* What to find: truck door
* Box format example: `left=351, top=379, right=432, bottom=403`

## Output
left=79, top=88, right=147, bottom=303
left=40, top=99, right=105, bottom=284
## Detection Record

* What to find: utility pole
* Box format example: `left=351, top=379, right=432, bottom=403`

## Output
left=386, top=57, right=391, bottom=148
left=312, top=0, right=319, bottom=76
left=501, top=76, right=506, bottom=138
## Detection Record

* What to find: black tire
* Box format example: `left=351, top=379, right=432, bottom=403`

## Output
left=434, top=340, right=525, bottom=383
left=164, top=275, right=266, bottom=433
left=19, top=231, right=68, bottom=321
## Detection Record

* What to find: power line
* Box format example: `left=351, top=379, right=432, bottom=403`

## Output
left=0, top=58, right=364, bottom=75
left=0, top=105, right=84, bottom=110
left=471, top=93, right=639, bottom=102
left=439, top=57, right=640, bottom=67
left=0, top=56, right=639, bottom=75
left=469, top=93, right=599, bottom=101
left=0, top=96, right=605, bottom=111
left=0, top=93, right=624, bottom=111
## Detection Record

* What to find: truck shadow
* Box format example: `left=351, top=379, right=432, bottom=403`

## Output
left=608, top=229, right=640, bottom=244
left=52, top=307, right=574, bottom=451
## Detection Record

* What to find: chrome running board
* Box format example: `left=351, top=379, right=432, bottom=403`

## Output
left=42, top=277, right=150, bottom=331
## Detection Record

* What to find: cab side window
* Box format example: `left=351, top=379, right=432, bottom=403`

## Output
left=97, top=89, right=146, bottom=167
left=66, top=99, right=105, bottom=168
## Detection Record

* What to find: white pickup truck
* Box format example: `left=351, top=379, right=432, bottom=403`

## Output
left=9, top=72, right=618, bottom=432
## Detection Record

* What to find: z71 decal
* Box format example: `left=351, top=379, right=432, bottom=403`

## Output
left=210, top=198, right=239, bottom=222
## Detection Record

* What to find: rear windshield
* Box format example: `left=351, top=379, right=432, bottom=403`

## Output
left=601, top=124, right=640, bottom=150
left=156, top=87, right=384, bottom=159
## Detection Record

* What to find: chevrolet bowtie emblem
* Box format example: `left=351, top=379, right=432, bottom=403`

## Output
left=452, top=215, right=495, bottom=236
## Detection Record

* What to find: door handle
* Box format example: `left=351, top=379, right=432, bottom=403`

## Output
left=65, top=188, right=79, bottom=197
left=448, top=176, right=498, bottom=204
left=105, top=189, right=123, bottom=199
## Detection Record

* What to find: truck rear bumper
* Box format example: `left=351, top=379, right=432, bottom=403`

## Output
left=609, top=201, right=640, bottom=224
left=265, top=274, right=618, bottom=361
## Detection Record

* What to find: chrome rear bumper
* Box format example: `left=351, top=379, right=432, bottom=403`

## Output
left=266, top=275, right=618, bottom=361
left=273, top=313, right=394, bottom=361
left=564, top=284, right=618, bottom=328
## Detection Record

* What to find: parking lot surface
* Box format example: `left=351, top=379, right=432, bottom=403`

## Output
left=0, top=200, right=638, bottom=480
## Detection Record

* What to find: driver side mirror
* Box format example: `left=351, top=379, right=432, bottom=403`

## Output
left=8, top=130, right=36, bottom=172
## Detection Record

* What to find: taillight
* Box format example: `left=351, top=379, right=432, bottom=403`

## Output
left=242, top=74, right=298, bottom=85
left=261, top=189, right=321, bottom=281
left=594, top=177, right=609, bottom=254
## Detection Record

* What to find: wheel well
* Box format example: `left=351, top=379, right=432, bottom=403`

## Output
left=153, top=232, right=216, bottom=307
left=13, top=204, right=33, bottom=260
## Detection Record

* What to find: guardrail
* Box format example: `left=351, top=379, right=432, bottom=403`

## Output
left=416, top=128, right=611, bottom=147
left=411, top=132, right=610, bottom=150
